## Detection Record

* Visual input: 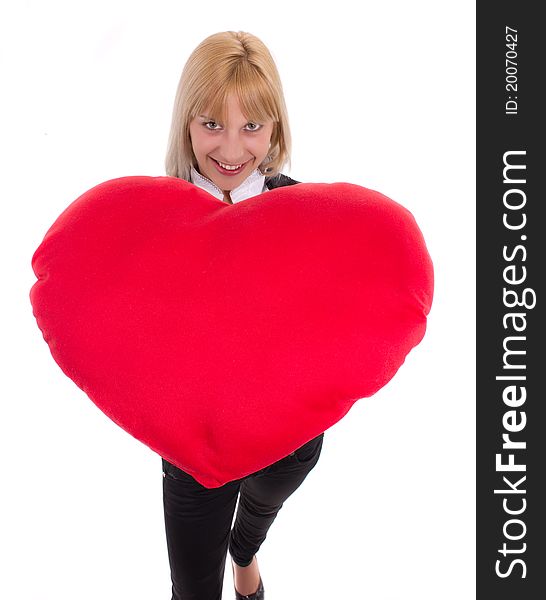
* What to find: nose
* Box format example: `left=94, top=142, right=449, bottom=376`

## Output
left=219, top=130, right=247, bottom=164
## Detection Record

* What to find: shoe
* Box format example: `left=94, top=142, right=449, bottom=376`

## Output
left=234, top=575, right=264, bottom=600
left=231, top=558, right=265, bottom=600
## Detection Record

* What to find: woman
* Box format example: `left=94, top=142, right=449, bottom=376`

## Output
left=162, top=31, right=325, bottom=600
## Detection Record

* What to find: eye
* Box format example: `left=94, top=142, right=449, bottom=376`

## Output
left=244, top=122, right=262, bottom=131
left=203, top=120, right=221, bottom=130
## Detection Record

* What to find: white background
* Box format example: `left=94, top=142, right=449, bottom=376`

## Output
left=1, top=1, right=475, bottom=598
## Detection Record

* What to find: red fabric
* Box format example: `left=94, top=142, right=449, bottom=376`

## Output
left=30, top=176, right=434, bottom=488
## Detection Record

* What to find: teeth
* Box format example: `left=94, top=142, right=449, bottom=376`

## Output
left=217, top=160, right=243, bottom=170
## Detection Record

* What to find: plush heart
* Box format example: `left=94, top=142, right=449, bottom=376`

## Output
left=30, top=176, right=433, bottom=488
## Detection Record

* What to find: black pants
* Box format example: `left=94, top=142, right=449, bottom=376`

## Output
left=162, top=432, right=324, bottom=600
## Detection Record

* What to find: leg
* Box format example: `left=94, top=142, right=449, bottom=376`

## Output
left=162, top=458, right=241, bottom=600
left=229, top=433, right=324, bottom=569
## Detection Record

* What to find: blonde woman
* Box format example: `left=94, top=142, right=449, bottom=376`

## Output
left=162, top=31, right=324, bottom=600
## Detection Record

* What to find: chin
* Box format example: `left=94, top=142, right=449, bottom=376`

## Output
left=211, top=163, right=254, bottom=190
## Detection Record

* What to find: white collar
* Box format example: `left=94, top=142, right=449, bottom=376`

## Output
left=190, top=165, right=268, bottom=203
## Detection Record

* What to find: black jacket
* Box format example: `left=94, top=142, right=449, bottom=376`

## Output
left=265, top=173, right=300, bottom=189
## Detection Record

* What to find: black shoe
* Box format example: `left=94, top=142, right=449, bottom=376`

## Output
left=234, top=575, right=264, bottom=600
left=231, top=558, right=265, bottom=600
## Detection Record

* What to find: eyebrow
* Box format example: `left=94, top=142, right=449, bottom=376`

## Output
left=198, top=114, right=259, bottom=123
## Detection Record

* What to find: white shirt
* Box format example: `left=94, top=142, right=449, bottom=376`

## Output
left=190, top=165, right=268, bottom=204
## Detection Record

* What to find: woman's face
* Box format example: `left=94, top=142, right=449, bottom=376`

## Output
left=189, top=94, right=274, bottom=191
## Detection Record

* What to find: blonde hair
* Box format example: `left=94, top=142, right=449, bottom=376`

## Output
left=165, top=31, right=292, bottom=181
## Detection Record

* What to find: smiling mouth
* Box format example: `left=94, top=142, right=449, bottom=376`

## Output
left=211, top=157, right=250, bottom=175
left=211, top=156, right=248, bottom=171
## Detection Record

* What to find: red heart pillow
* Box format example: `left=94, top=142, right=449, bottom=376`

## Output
left=30, top=176, right=433, bottom=488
